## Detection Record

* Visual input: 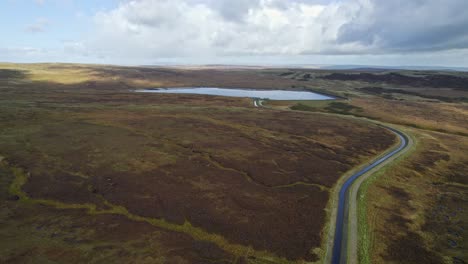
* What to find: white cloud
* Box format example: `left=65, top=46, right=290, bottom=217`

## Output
left=7, top=0, right=468, bottom=66
left=88, top=0, right=468, bottom=63
left=88, top=0, right=356, bottom=61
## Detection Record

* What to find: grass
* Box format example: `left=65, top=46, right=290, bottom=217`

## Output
left=266, top=72, right=468, bottom=263
left=275, top=100, right=364, bottom=117
left=355, top=124, right=467, bottom=263
left=0, top=63, right=399, bottom=263
left=1, top=162, right=179, bottom=263
left=284, top=98, right=468, bottom=137
left=356, top=129, right=418, bottom=264
left=1, top=63, right=467, bottom=263
left=8, top=167, right=29, bottom=201
left=6, top=160, right=289, bottom=263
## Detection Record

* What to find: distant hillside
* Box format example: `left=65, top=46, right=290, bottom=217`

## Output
left=319, top=64, right=468, bottom=72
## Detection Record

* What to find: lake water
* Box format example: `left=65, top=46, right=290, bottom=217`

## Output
left=137, top=87, right=334, bottom=100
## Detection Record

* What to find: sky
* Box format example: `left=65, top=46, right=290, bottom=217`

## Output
left=1, top=0, right=468, bottom=67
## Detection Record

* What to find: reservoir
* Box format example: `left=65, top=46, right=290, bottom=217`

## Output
left=137, top=87, right=334, bottom=100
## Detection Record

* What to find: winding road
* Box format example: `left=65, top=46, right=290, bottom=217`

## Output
left=331, top=126, right=409, bottom=264
left=252, top=98, right=410, bottom=264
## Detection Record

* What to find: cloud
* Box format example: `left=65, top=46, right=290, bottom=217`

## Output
left=88, top=0, right=468, bottom=61
left=9, top=0, right=468, bottom=65
left=34, top=0, right=45, bottom=5
left=89, top=0, right=341, bottom=60
left=25, top=17, right=49, bottom=33
left=337, top=0, right=468, bottom=53
left=210, top=0, right=261, bottom=22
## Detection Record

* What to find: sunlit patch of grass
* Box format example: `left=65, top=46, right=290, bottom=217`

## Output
left=0, top=63, right=96, bottom=84
left=9, top=167, right=29, bottom=201
left=127, top=78, right=164, bottom=88
left=0, top=63, right=167, bottom=86
left=350, top=98, right=468, bottom=136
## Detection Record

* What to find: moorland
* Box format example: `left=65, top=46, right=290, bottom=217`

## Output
left=0, top=63, right=466, bottom=263
left=269, top=68, right=468, bottom=263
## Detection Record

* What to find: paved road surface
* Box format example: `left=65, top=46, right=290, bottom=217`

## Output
left=331, top=127, right=409, bottom=264
left=252, top=98, right=410, bottom=264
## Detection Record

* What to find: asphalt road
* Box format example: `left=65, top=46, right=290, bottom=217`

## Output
left=331, top=126, right=409, bottom=264
left=252, top=98, right=410, bottom=263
